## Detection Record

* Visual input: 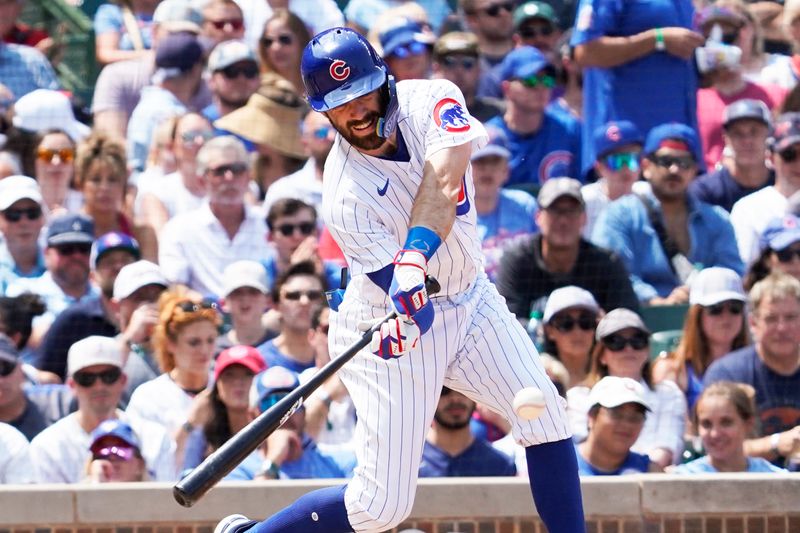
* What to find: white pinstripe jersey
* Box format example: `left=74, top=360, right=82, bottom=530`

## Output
left=321, top=79, right=488, bottom=305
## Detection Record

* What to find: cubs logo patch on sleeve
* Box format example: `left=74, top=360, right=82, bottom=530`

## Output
left=433, top=98, right=471, bottom=133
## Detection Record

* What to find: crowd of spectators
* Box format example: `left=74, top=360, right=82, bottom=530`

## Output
left=1, top=0, right=800, bottom=486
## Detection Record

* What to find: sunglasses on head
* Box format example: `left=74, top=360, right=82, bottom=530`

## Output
left=779, top=146, right=800, bottom=163
left=774, top=246, right=800, bottom=263
left=604, top=152, right=641, bottom=172
left=37, top=147, right=74, bottom=164
left=517, top=73, right=556, bottom=89
left=440, top=55, right=477, bottom=70
left=0, top=359, right=17, bottom=377
left=261, top=34, right=293, bottom=48
left=209, top=18, right=244, bottom=30
left=93, top=445, right=136, bottom=462
left=276, top=221, right=315, bottom=237
left=55, top=243, right=92, bottom=256
left=550, top=312, right=597, bottom=333
left=282, top=289, right=324, bottom=302
left=180, top=130, right=215, bottom=145
left=220, top=63, right=259, bottom=80
left=207, top=162, right=248, bottom=177
left=177, top=299, right=219, bottom=313
left=390, top=41, right=428, bottom=59
left=650, top=154, right=695, bottom=170
left=73, top=367, right=122, bottom=387
left=2, top=206, right=42, bottom=223
left=705, top=300, right=745, bottom=316
left=482, top=1, right=514, bottom=16
left=519, top=24, right=555, bottom=39
left=602, top=332, right=649, bottom=352
left=260, top=392, right=289, bottom=412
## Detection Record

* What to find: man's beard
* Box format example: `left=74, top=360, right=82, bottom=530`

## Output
left=434, top=408, right=474, bottom=430
left=335, top=111, right=387, bottom=151
left=219, top=95, right=250, bottom=110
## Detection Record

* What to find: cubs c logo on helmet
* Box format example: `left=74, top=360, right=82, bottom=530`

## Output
left=329, top=59, right=350, bottom=81
left=433, top=98, right=471, bottom=133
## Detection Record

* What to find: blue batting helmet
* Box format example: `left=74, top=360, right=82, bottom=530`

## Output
left=301, top=27, right=389, bottom=112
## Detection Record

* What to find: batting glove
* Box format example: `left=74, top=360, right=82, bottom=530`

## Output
left=358, top=317, right=421, bottom=359
left=389, top=250, right=434, bottom=334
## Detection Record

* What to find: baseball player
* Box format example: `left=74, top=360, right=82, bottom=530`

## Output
left=216, top=28, right=585, bottom=533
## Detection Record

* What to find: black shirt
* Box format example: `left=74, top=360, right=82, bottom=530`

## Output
left=689, top=166, right=775, bottom=213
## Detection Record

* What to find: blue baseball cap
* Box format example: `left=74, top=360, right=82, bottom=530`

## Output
left=770, top=113, right=800, bottom=153
left=379, top=19, right=435, bottom=59
left=723, top=99, right=772, bottom=129
left=46, top=213, right=95, bottom=246
left=760, top=214, right=800, bottom=251
left=90, top=419, right=142, bottom=454
left=249, top=366, right=300, bottom=413
left=91, top=231, right=141, bottom=269
left=593, top=120, right=643, bottom=160
left=643, top=123, right=700, bottom=157
left=471, top=124, right=511, bottom=160
left=499, top=46, right=554, bottom=81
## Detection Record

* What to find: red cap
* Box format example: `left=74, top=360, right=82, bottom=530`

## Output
left=214, top=345, right=267, bottom=382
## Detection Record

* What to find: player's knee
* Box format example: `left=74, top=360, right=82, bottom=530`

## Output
left=348, top=489, right=415, bottom=532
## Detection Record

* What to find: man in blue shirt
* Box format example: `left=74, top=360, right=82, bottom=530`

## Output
left=0, top=42, right=59, bottom=101
left=419, top=387, right=516, bottom=477
left=487, top=46, right=582, bottom=185
left=0, top=176, right=46, bottom=294
left=592, top=123, right=743, bottom=305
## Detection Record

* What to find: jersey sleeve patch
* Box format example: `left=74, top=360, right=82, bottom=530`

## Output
left=432, top=98, right=471, bottom=133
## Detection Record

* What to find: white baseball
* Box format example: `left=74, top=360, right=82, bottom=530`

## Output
left=513, top=387, right=546, bottom=420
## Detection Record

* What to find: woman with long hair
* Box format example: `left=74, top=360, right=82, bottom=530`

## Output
left=257, top=9, right=311, bottom=92
left=652, top=267, right=750, bottom=410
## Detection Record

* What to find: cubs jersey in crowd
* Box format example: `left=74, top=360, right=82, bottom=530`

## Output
left=322, top=79, right=487, bottom=303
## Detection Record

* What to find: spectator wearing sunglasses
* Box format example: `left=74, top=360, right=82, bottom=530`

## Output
left=568, top=309, right=687, bottom=468
left=258, top=261, right=327, bottom=374
left=201, top=0, right=246, bottom=48
left=487, top=46, right=581, bottom=186
left=159, top=136, right=271, bottom=298
left=377, top=19, right=435, bottom=82
left=581, top=120, right=651, bottom=238
left=203, top=40, right=260, bottom=126
left=652, top=267, right=750, bottom=411
left=431, top=32, right=504, bottom=124
left=0, top=176, right=46, bottom=292
left=576, top=376, right=662, bottom=475
left=593, top=124, right=744, bottom=305
left=263, top=199, right=342, bottom=292
left=29, top=336, right=175, bottom=483
left=460, top=0, right=515, bottom=68
left=257, top=9, right=311, bottom=94
left=690, top=99, right=774, bottom=213
left=512, top=1, right=561, bottom=53
left=746, top=215, right=800, bottom=291
left=22, top=129, right=83, bottom=215
left=704, top=272, right=800, bottom=469
left=85, top=419, right=150, bottom=482
left=732, top=113, right=800, bottom=265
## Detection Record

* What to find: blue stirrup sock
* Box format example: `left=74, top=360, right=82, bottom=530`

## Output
left=252, top=484, right=352, bottom=533
left=525, top=438, right=586, bottom=533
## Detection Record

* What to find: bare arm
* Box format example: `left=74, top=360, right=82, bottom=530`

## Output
left=95, top=33, right=148, bottom=66
left=574, top=28, right=705, bottom=69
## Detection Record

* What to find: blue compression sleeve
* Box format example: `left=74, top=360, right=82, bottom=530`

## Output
left=525, top=438, right=586, bottom=532
left=252, top=484, right=352, bottom=533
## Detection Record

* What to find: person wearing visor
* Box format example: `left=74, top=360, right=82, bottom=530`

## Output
left=377, top=18, right=435, bottom=82
left=85, top=419, right=148, bottom=482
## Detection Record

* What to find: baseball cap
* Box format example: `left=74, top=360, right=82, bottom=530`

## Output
left=543, top=286, right=600, bottom=323
left=222, top=260, right=268, bottom=297
left=0, top=334, right=19, bottom=365
left=588, top=376, right=651, bottom=411
left=207, top=39, right=258, bottom=73
left=214, top=345, right=267, bottom=382
left=643, top=123, right=700, bottom=156
left=723, top=99, right=772, bottom=129
left=595, top=308, right=650, bottom=340
left=514, top=1, right=559, bottom=29
left=249, top=366, right=300, bottom=412
left=153, top=0, right=203, bottom=33
left=433, top=32, right=479, bottom=60
left=113, top=260, right=169, bottom=300
left=46, top=213, right=95, bottom=247
left=378, top=19, right=435, bottom=59
left=89, top=419, right=142, bottom=456
left=537, top=177, right=584, bottom=209
left=91, top=232, right=141, bottom=269
left=12, top=89, right=91, bottom=142
left=471, top=124, right=511, bottom=161
left=593, top=120, right=643, bottom=160
left=760, top=214, right=800, bottom=252
left=770, top=113, right=800, bottom=153
left=154, top=32, right=204, bottom=81
left=695, top=5, right=745, bottom=30
left=0, top=175, right=43, bottom=211
left=67, top=336, right=125, bottom=376
left=499, top=46, right=554, bottom=81
left=689, top=267, right=746, bottom=307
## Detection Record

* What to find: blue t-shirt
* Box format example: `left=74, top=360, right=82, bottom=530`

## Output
left=487, top=109, right=582, bottom=186
left=419, top=438, right=517, bottom=477
left=570, top=0, right=699, bottom=176
left=477, top=189, right=538, bottom=281
left=257, top=340, right=316, bottom=374
left=260, top=254, right=342, bottom=293
left=672, top=455, right=786, bottom=474
left=93, top=4, right=154, bottom=51
left=689, top=167, right=775, bottom=213
left=576, top=446, right=651, bottom=476
left=228, top=434, right=356, bottom=480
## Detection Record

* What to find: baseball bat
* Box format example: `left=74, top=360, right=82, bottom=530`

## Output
left=173, top=276, right=441, bottom=507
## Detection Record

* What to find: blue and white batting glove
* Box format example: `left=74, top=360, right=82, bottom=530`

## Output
left=389, top=249, right=434, bottom=334
left=358, top=317, right=421, bottom=359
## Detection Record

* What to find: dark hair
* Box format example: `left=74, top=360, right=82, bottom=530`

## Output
left=311, top=304, right=328, bottom=330
left=271, top=260, right=328, bottom=303
left=266, top=197, right=317, bottom=230
left=203, top=385, right=234, bottom=452
left=0, top=293, right=46, bottom=348
left=743, top=247, right=772, bottom=291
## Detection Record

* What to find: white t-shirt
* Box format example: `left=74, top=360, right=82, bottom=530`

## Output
left=0, top=422, right=34, bottom=484
left=581, top=180, right=651, bottom=239
left=262, top=159, right=323, bottom=216
left=29, top=411, right=176, bottom=483
left=730, top=185, right=788, bottom=265
left=137, top=171, right=206, bottom=220
left=126, top=373, right=202, bottom=437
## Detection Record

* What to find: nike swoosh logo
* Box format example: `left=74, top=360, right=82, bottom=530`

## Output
left=377, top=178, right=389, bottom=196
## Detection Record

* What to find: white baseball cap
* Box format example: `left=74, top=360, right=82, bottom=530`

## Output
left=588, top=376, right=651, bottom=411
left=0, top=175, right=43, bottom=211
left=113, top=260, right=169, bottom=300
left=543, top=286, right=600, bottom=323
left=221, top=260, right=268, bottom=297
left=207, top=39, right=258, bottom=73
left=67, top=336, right=125, bottom=376
left=689, top=267, right=746, bottom=307
left=12, top=89, right=90, bottom=142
